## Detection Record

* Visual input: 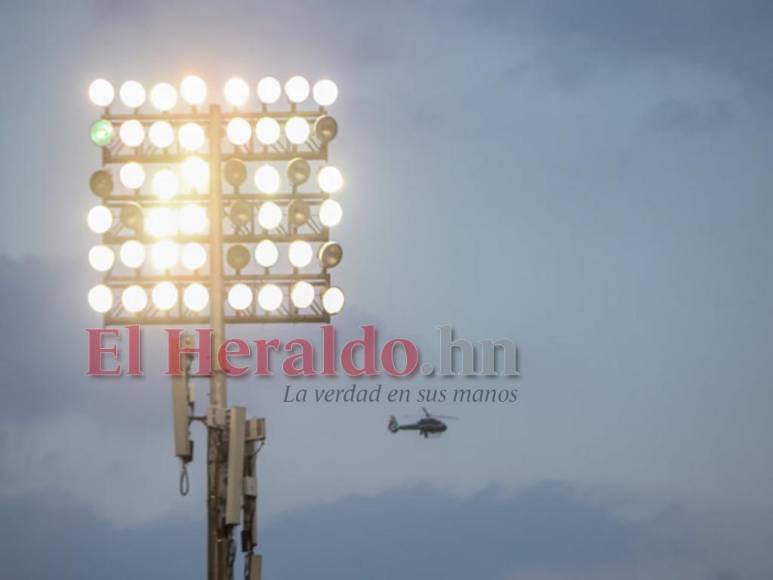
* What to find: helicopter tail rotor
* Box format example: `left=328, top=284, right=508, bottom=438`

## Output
left=388, top=416, right=400, bottom=433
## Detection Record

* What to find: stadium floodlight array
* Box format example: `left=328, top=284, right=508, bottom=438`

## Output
left=86, top=75, right=345, bottom=325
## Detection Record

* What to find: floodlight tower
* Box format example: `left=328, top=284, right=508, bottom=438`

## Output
left=86, top=74, right=346, bottom=580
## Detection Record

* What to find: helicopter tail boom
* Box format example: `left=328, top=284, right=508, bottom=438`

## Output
left=388, top=416, right=400, bottom=433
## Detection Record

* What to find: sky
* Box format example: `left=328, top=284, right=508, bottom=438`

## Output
left=1, top=0, right=773, bottom=578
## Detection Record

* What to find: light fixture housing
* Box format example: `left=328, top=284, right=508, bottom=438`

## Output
left=318, top=241, right=343, bottom=269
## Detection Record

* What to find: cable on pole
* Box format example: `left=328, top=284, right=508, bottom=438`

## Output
left=179, top=461, right=190, bottom=496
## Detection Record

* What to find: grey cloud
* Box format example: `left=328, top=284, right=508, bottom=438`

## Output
left=647, top=99, right=735, bottom=133
left=0, top=481, right=761, bottom=579
left=467, top=0, right=773, bottom=91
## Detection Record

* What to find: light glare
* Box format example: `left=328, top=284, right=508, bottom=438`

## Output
left=181, top=156, right=209, bottom=190
left=145, top=207, right=178, bottom=238
left=179, top=204, right=208, bottom=234
left=152, top=169, right=179, bottom=199
left=150, top=240, right=180, bottom=270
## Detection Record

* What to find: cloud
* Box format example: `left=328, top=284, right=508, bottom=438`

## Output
left=0, top=480, right=764, bottom=580
left=647, top=98, right=735, bottom=133
left=466, top=0, right=773, bottom=92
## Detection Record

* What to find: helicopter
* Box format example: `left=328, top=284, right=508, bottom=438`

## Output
left=388, top=407, right=458, bottom=438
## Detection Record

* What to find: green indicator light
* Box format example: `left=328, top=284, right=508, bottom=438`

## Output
left=90, top=119, right=114, bottom=147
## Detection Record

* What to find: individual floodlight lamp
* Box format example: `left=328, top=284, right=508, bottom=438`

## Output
left=181, top=242, right=207, bottom=270
left=224, top=78, right=250, bottom=107
left=181, top=156, right=209, bottom=190
left=152, top=281, right=178, bottom=310
left=257, top=284, right=283, bottom=311
left=90, top=170, right=113, bottom=197
left=179, top=204, right=208, bottom=234
left=181, top=75, right=207, bottom=106
left=151, top=240, right=180, bottom=270
left=322, top=287, right=344, bottom=314
left=228, top=284, right=253, bottom=310
left=119, top=240, right=145, bottom=268
left=88, top=284, right=113, bottom=313
left=152, top=169, right=180, bottom=199
left=119, top=120, right=145, bottom=147
left=183, top=282, right=209, bottom=311
left=224, top=159, right=247, bottom=188
left=314, top=116, right=338, bottom=143
left=87, top=205, right=113, bottom=234
left=318, top=241, right=342, bottom=268
left=89, top=245, right=115, bottom=272
left=285, top=117, right=309, bottom=144
left=288, top=200, right=310, bottom=226
left=257, top=76, right=281, bottom=104
left=229, top=200, right=252, bottom=227
left=119, top=162, right=145, bottom=189
left=119, top=80, right=146, bottom=108
left=145, top=207, right=178, bottom=238
left=226, top=244, right=251, bottom=272
left=318, top=165, right=343, bottom=193
left=149, top=121, right=175, bottom=149
left=254, top=240, right=278, bottom=268
left=227, top=118, right=251, bottom=145
left=119, top=205, right=143, bottom=231
left=318, top=199, right=342, bottom=227
left=89, top=79, right=115, bottom=107
left=257, top=201, right=282, bottom=230
left=90, top=120, right=114, bottom=147
left=254, top=165, right=280, bottom=194
left=290, top=281, right=315, bottom=308
left=313, top=79, right=338, bottom=107
left=179, top=122, right=206, bottom=151
left=284, top=76, right=309, bottom=103
left=150, top=82, right=178, bottom=111
left=288, top=240, right=313, bottom=268
left=255, top=117, right=280, bottom=145
left=287, top=158, right=310, bottom=186
left=122, top=284, right=148, bottom=313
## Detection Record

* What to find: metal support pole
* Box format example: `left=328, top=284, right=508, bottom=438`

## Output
left=207, top=104, right=230, bottom=580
